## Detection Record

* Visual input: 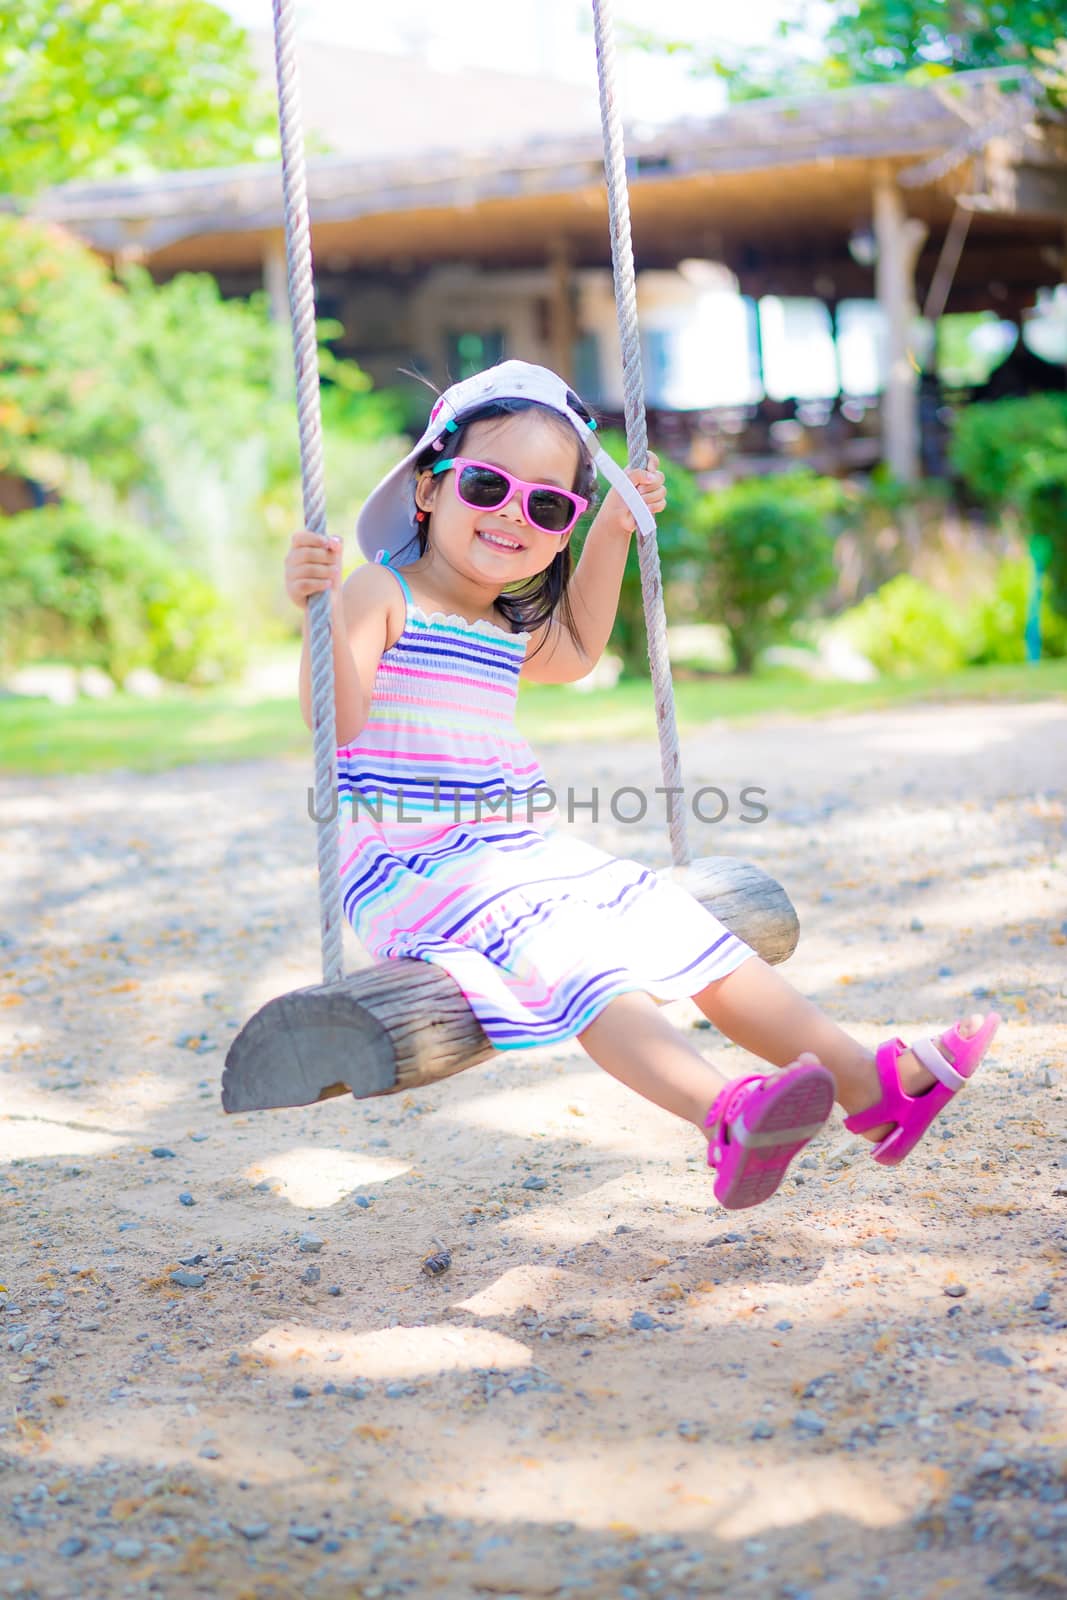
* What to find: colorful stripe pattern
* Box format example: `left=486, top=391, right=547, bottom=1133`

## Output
left=337, top=560, right=755, bottom=1049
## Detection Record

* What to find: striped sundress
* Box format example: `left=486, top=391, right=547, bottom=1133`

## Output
left=336, top=559, right=755, bottom=1050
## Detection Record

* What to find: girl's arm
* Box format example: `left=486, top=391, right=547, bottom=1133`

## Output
left=522, top=457, right=666, bottom=681
left=297, top=562, right=395, bottom=745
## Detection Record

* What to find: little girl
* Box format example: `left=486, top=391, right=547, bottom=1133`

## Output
left=285, top=360, right=1000, bottom=1210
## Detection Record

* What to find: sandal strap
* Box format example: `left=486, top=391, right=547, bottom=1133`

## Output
left=911, top=1036, right=967, bottom=1092
left=704, top=1074, right=764, bottom=1137
left=842, top=1037, right=909, bottom=1135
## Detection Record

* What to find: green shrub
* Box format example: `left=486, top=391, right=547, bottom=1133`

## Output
left=831, top=573, right=972, bottom=676
left=963, top=557, right=1067, bottom=664
left=830, top=562, right=1067, bottom=676
left=1024, top=468, right=1067, bottom=618
left=690, top=472, right=841, bottom=674
left=949, top=393, right=1067, bottom=515
left=0, top=504, right=245, bottom=686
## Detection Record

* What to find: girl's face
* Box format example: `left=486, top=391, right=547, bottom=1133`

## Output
left=415, top=413, right=582, bottom=586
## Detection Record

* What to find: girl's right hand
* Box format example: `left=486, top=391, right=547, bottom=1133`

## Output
left=285, top=528, right=343, bottom=611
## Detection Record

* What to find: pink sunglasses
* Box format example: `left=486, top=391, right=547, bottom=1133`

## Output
left=431, top=457, right=589, bottom=535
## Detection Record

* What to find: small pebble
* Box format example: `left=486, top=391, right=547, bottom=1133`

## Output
left=521, top=1176, right=548, bottom=1191
left=943, top=1284, right=967, bottom=1298
left=291, top=1384, right=312, bottom=1400
left=239, top=1523, right=270, bottom=1541
left=300, top=1265, right=321, bottom=1286
left=178, top=1193, right=195, bottom=1208
left=751, top=1421, right=775, bottom=1440
left=298, top=1234, right=324, bottom=1254
left=328, top=1285, right=342, bottom=1297
left=150, top=1148, right=176, bottom=1160
left=169, top=1271, right=205, bottom=1289
left=1032, top=1291, right=1051, bottom=1311
left=57, top=1537, right=87, bottom=1558
left=113, top=1539, right=144, bottom=1562
left=199, top=1446, right=221, bottom=1460
left=354, top=1196, right=373, bottom=1209
left=676, top=1420, right=707, bottom=1441
left=774, top=1319, right=793, bottom=1332
left=793, top=1410, right=825, bottom=1435
left=290, top=1525, right=322, bottom=1544
left=630, top=1311, right=660, bottom=1331
left=975, top=1346, right=1016, bottom=1367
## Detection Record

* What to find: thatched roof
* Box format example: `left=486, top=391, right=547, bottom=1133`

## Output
left=17, top=66, right=1066, bottom=314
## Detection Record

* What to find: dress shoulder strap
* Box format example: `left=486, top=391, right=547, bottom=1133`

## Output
left=374, top=549, right=414, bottom=621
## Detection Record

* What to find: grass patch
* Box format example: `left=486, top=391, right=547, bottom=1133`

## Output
left=1, top=658, right=1064, bottom=777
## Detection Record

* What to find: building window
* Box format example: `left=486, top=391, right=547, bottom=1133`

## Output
left=759, top=297, right=839, bottom=401
left=642, top=329, right=672, bottom=406
left=445, top=330, right=505, bottom=381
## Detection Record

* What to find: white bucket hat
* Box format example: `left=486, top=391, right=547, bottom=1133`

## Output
left=355, top=359, right=656, bottom=566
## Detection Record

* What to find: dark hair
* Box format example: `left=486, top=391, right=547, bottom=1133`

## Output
left=411, top=395, right=598, bottom=660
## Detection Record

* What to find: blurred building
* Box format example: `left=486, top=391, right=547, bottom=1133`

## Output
left=23, top=42, right=1067, bottom=483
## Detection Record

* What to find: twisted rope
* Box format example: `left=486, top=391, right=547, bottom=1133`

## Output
left=272, top=0, right=344, bottom=987
left=591, top=0, right=691, bottom=869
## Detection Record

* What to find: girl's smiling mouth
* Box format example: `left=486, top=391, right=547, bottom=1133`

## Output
left=476, top=530, right=525, bottom=551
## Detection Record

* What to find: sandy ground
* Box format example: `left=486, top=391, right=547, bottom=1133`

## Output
left=1, top=698, right=1065, bottom=1600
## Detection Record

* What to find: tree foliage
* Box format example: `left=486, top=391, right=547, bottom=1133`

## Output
left=625, top=1, right=1066, bottom=102
left=0, top=213, right=292, bottom=499
left=0, top=0, right=279, bottom=196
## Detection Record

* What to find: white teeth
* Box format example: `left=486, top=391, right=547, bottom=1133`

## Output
left=479, top=532, right=521, bottom=550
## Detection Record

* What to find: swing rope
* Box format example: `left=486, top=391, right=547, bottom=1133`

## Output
left=590, top=0, right=691, bottom=871
left=270, top=0, right=693, bottom=994
left=271, top=0, right=344, bottom=987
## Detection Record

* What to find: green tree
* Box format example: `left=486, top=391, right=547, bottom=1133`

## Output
left=626, top=2, right=1065, bottom=101
left=0, top=0, right=280, bottom=197
left=811, top=1, right=1064, bottom=85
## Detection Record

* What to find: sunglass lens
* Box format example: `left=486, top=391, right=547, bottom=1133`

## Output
left=458, top=465, right=510, bottom=508
left=528, top=489, right=576, bottom=532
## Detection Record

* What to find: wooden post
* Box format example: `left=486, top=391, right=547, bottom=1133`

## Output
left=873, top=171, right=927, bottom=483
left=264, top=232, right=294, bottom=398
left=549, top=240, right=577, bottom=379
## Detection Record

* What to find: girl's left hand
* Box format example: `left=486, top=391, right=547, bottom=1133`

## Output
left=601, top=451, right=667, bottom=535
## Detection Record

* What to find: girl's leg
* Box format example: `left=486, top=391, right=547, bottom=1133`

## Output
left=574, top=989, right=820, bottom=1138
left=692, top=954, right=986, bottom=1144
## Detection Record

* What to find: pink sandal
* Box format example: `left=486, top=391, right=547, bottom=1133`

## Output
left=705, top=1059, right=835, bottom=1210
left=843, top=1012, right=1001, bottom=1166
